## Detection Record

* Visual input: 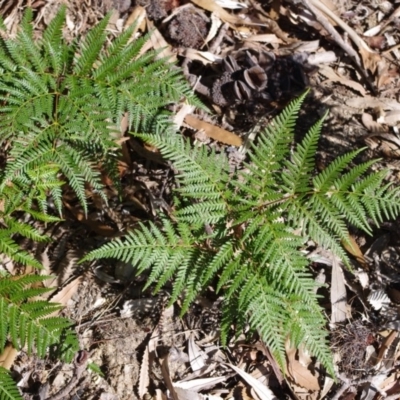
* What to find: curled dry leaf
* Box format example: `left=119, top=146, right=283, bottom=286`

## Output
left=185, top=114, right=242, bottom=146
left=224, top=363, right=277, bottom=400
left=215, top=0, right=247, bottom=9
left=49, top=277, right=83, bottom=310
left=384, top=111, right=400, bottom=126
left=361, top=113, right=385, bottom=133
left=342, top=234, right=369, bottom=271
left=162, top=355, right=179, bottom=400
left=178, top=48, right=222, bottom=64
left=124, top=6, right=147, bottom=38
left=309, top=0, right=381, bottom=74
left=375, top=330, right=398, bottom=368
left=188, top=333, right=207, bottom=371
left=0, top=344, right=18, bottom=369
left=205, top=12, right=222, bottom=44
left=242, top=34, right=282, bottom=44
left=174, top=387, right=223, bottom=400
left=285, top=341, right=320, bottom=392
left=191, top=0, right=257, bottom=27
left=142, top=18, right=176, bottom=61
left=319, top=66, right=366, bottom=96
left=174, top=104, right=196, bottom=129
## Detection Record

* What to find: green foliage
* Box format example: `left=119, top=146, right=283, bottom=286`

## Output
left=0, top=5, right=200, bottom=215
left=0, top=7, right=199, bottom=397
left=0, top=274, right=79, bottom=361
left=84, top=92, right=400, bottom=375
left=0, top=2, right=398, bottom=393
left=0, top=367, right=23, bottom=400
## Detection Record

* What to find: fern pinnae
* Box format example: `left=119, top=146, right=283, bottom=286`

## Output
left=283, top=115, right=325, bottom=194
left=310, top=194, right=351, bottom=240
left=201, top=241, right=235, bottom=286
left=93, top=27, right=138, bottom=80
left=335, top=159, right=378, bottom=192
left=330, top=191, right=372, bottom=233
left=348, top=172, right=390, bottom=224
left=154, top=250, right=189, bottom=295
left=169, top=250, right=202, bottom=307
left=312, top=148, right=365, bottom=192
left=248, top=90, right=308, bottom=168
left=215, top=255, right=244, bottom=294
left=4, top=219, right=48, bottom=242
left=287, top=197, right=351, bottom=264
left=288, top=302, right=333, bottom=374
left=0, top=237, right=43, bottom=269
left=73, top=16, right=109, bottom=76
left=247, top=282, right=287, bottom=368
left=42, top=6, right=65, bottom=47
left=0, top=367, right=23, bottom=400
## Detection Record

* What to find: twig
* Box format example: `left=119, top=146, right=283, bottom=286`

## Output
left=209, top=23, right=229, bottom=53
left=300, top=0, right=377, bottom=95
left=329, top=374, right=353, bottom=400
left=45, top=351, right=90, bottom=400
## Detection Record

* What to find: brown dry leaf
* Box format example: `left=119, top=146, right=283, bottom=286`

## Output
left=174, top=387, right=221, bottom=400
left=346, top=96, right=400, bottom=111
left=49, top=276, right=82, bottom=308
left=330, top=257, right=347, bottom=324
left=139, top=345, right=150, bottom=398
left=342, top=234, right=369, bottom=270
left=178, top=48, right=221, bottom=64
left=358, top=46, right=382, bottom=75
left=361, top=113, right=385, bottom=133
left=191, top=0, right=251, bottom=26
left=224, top=363, right=276, bottom=400
left=205, top=12, right=222, bottom=44
left=142, top=19, right=176, bottom=61
left=370, top=134, right=400, bottom=158
left=286, top=341, right=320, bottom=391
left=155, top=389, right=168, bottom=400
left=161, top=355, right=179, bottom=400
left=185, top=115, right=242, bottom=146
left=124, top=5, right=147, bottom=34
left=243, top=34, right=282, bottom=44
left=384, top=110, right=400, bottom=127
left=309, top=0, right=381, bottom=74
left=0, top=344, right=17, bottom=369
left=174, top=377, right=227, bottom=393
left=380, top=371, right=400, bottom=398
left=174, top=104, right=196, bottom=129
left=375, top=330, right=398, bottom=367
left=188, top=333, right=207, bottom=372
left=319, top=66, right=366, bottom=96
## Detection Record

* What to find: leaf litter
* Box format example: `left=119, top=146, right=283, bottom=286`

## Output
left=1, top=0, right=400, bottom=398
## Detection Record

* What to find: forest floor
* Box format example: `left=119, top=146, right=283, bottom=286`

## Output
left=2, top=0, right=400, bottom=399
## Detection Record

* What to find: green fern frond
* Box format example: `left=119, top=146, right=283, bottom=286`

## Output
left=0, top=235, right=43, bottom=270
left=84, top=88, right=400, bottom=378
left=0, top=275, right=79, bottom=361
left=136, top=133, right=231, bottom=224
left=312, top=149, right=365, bottom=192
left=0, top=367, right=23, bottom=400
left=73, top=14, right=110, bottom=75
left=0, top=6, right=202, bottom=216
left=282, top=114, right=325, bottom=194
